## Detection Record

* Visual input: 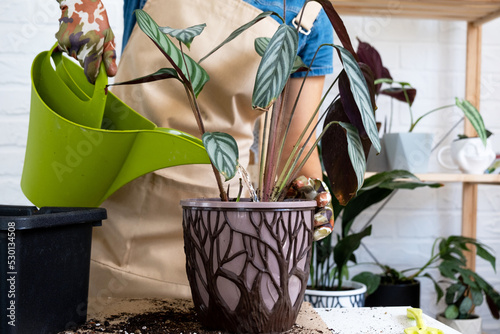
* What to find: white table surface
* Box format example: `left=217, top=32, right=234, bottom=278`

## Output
left=316, top=307, right=462, bottom=334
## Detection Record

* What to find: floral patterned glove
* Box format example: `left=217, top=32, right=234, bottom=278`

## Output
left=286, top=176, right=334, bottom=241
left=55, top=0, right=117, bottom=83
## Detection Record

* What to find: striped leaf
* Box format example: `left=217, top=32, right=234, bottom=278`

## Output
left=202, top=132, right=239, bottom=181
left=159, top=24, right=206, bottom=49
left=135, top=10, right=209, bottom=97
left=254, top=37, right=307, bottom=73
left=334, top=45, right=381, bottom=153
left=338, top=122, right=366, bottom=191
left=455, top=98, right=488, bottom=145
left=199, top=11, right=276, bottom=63
left=252, top=24, right=298, bottom=110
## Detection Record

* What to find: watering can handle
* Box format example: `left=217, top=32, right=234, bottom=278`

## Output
left=46, top=43, right=108, bottom=128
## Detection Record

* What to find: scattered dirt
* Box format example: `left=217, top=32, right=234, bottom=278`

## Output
left=59, top=298, right=329, bottom=334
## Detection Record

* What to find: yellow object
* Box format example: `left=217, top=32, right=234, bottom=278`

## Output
left=404, top=308, right=444, bottom=334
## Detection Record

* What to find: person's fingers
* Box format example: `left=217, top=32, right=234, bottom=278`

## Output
left=103, top=40, right=118, bottom=77
left=84, top=56, right=101, bottom=84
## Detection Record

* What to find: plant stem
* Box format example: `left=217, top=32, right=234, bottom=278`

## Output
left=409, top=104, right=454, bottom=132
left=180, top=42, right=228, bottom=201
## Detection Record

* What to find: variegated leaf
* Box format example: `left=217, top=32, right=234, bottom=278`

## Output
left=255, top=37, right=307, bottom=73
left=202, top=132, right=239, bottom=181
left=455, top=98, right=488, bottom=145
left=334, top=45, right=381, bottom=153
left=135, top=10, right=209, bottom=97
left=158, top=24, right=206, bottom=49
left=252, top=24, right=298, bottom=110
left=338, top=122, right=366, bottom=191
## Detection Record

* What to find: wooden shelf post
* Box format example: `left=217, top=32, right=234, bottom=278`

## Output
left=462, top=22, right=483, bottom=270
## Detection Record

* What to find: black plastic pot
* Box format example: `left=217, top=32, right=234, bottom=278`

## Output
left=0, top=205, right=106, bottom=334
left=365, top=279, right=420, bottom=308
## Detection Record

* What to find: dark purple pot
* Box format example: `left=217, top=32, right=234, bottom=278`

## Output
left=181, top=199, right=316, bottom=333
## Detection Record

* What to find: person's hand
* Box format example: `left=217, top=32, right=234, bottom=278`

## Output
left=286, top=176, right=334, bottom=241
left=55, top=0, right=117, bottom=83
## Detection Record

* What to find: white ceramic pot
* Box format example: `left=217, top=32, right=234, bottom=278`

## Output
left=383, top=132, right=434, bottom=173
left=304, top=281, right=367, bottom=308
left=438, top=137, right=496, bottom=174
left=437, top=313, right=482, bottom=334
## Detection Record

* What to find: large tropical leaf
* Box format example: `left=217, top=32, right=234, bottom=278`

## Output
left=341, top=171, right=443, bottom=235
left=333, top=225, right=372, bottom=288
left=202, top=132, right=239, bottom=181
left=252, top=24, right=298, bottom=110
left=455, top=98, right=488, bottom=145
left=158, top=23, right=206, bottom=49
left=334, top=44, right=381, bottom=152
left=134, top=9, right=209, bottom=97
left=199, top=11, right=277, bottom=63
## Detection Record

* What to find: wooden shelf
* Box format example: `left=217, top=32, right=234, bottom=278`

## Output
left=330, top=0, right=500, bottom=25
left=365, top=172, right=500, bottom=185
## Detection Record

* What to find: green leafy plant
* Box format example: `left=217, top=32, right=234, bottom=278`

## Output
left=310, top=169, right=443, bottom=290
left=354, top=236, right=500, bottom=320
left=356, top=39, right=488, bottom=144
left=109, top=1, right=381, bottom=204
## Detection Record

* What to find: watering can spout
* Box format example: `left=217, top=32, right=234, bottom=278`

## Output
left=21, top=46, right=210, bottom=208
left=101, top=128, right=209, bottom=202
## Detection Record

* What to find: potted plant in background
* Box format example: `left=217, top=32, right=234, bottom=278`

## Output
left=304, top=169, right=442, bottom=308
left=107, top=1, right=381, bottom=332
left=356, top=39, right=489, bottom=173
left=438, top=131, right=496, bottom=174
left=435, top=237, right=500, bottom=334
left=354, top=235, right=500, bottom=322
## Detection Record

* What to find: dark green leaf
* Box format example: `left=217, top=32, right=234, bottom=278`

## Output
left=333, top=225, right=372, bottom=273
left=360, top=170, right=418, bottom=191
left=202, top=132, right=239, bottom=181
left=471, top=288, right=484, bottom=306
left=200, top=11, right=277, bottom=63
left=252, top=24, right=298, bottom=110
left=352, top=271, right=381, bottom=295
left=134, top=9, right=209, bottom=97
left=444, top=305, right=459, bottom=319
left=459, top=297, right=473, bottom=316
left=158, top=24, right=206, bottom=49
left=476, top=244, right=496, bottom=271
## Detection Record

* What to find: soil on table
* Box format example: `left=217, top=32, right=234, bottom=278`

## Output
left=59, top=298, right=329, bottom=334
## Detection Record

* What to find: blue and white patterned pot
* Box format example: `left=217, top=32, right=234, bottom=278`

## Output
left=304, top=281, right=367, bottom=308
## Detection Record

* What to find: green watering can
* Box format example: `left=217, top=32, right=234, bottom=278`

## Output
left=21, top=44, right=210, bottom=207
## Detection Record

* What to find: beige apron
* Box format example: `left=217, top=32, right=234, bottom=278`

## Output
left=88, top=0, right=281, bottom=307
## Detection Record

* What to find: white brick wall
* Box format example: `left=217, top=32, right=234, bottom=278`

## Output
left=1, top=1, right=499, bottom=332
